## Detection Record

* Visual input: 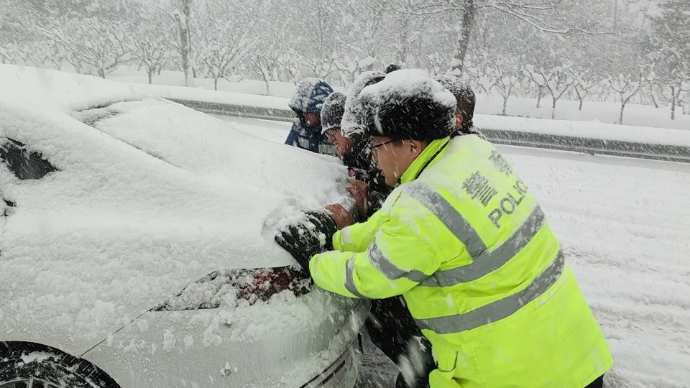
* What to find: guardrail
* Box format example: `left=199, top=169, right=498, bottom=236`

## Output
left=170, top=98, right=690, bottom=164
left=171, top=99, right=295, bottom=122
left=483, top=129, right=690, bottom=163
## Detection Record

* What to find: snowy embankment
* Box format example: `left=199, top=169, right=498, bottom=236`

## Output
left=109, top=74, right=690, bottom=151
left=474, top=115, right=690, bottom=148
left=109, top=68, right=690, bottom=131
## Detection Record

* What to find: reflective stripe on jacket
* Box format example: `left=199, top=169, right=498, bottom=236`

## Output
left=309, top=135, right=613, bottom=387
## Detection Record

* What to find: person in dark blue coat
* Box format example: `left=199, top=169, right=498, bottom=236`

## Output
left=284, top=78, right=337, bottom=156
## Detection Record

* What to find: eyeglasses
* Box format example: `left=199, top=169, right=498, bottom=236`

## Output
left=371, top=139, right=398, bottom=149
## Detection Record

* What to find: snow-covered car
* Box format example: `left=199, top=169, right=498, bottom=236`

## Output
left=0, top=65, right=368, bottom=388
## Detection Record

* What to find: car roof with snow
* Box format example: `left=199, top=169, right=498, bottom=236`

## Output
left=0, top=65, right=348, bottom=350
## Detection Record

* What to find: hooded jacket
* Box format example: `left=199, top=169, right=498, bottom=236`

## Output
left=284, top=78, right=336, bottom=156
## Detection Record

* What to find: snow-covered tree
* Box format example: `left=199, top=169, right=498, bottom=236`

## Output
left=644, top=0, right=690, bottom=120
left=44, top=17, right=130, bottom=78
left=276, top=51, right=303, bottom=84
left=524, top=64, right=574, bottom=118
left=246, top=2, right=293, bottom=94
left=289, top=0, right=341, bottom=81
left=301, top=54, right=338, bottom=80
left=336, top=56, right=377, bottom=85
left=0, top=44, right=18, bottom=64
left=608, top=72, right=644, bottom=125
left=336, top=0, right=396, bottom=72
left=659, top=79, right=690, bottom=121
left=128, top=16, right=168, bottom=84
left=491, top=59, right=522, bottom=116
left=173, top=0, right=194, bottom=87
left=523, top=67, right=547, bottom=109
left=13, top=42, right=46, bottom=67
left=43, top=41, right=66, bottom=70
left=0, top=0, right=36, bottom=48
left=393, top=0, right=603, bottom=75
left=145, top=0, right=195, bottom=86
left=572, top=70, right=597, bottom=111
left=427, top=52, right=451, bottom=76
left=391, top=12, right=424, bottom=66
left=194, top=0, right=256, bottom=90
left=0, top=2, right=48, bottom=67
left=248, top=41, right=283, bottom=95
left=476, top=71, right=497, bottom=95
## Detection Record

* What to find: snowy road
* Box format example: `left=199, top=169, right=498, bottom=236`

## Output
left=215, top=115, right=690, bottom=387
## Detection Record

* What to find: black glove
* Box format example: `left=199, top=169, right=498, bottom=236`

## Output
left=275, top=211, right=338, bottom=270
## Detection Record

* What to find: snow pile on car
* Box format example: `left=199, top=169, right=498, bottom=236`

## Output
left=0, top=64, right=351, bottom=351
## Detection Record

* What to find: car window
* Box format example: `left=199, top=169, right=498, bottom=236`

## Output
left=0, top=138, right=58, bottom=180
left=72, top=103, right=122, bottom=127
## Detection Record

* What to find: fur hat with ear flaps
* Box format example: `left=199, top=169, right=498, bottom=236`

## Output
left=435, top=74, right=476, bottom=126
left=359, top=69, right=457, bottom=141
left=320, top=91, right=347, bottom=134
left=341, top=71, right=387, bottom=139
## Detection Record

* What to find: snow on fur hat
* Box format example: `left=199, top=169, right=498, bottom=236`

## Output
left=341, top=71, right=386, bottom=139
left=434, top=75, right=475, bottom=107
left=360, top=69, right=457, bottom=141
left=288, top=78, right=334, bottom=114
left=435, top=74, right=476, bottom=131
left=320, top=91, right=347, bottom=134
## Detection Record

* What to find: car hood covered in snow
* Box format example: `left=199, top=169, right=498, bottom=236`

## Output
left=0, top=65, right=349, bottom=354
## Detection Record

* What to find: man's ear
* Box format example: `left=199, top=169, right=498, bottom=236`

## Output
left=455, top=113, right=464, bottom=130
left=410, top=140, right=424, bottom=156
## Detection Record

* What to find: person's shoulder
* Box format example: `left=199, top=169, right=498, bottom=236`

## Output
left=450, top=132, right=492, bottom=150
left=290, top=121, right=310, bottom=134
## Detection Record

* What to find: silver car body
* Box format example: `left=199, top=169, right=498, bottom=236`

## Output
left=0, top=65, right=368, bottom=387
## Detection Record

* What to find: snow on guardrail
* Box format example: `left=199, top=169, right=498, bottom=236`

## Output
left=159, top=90, right=690, bottom=163
left=475, top=115, right=690, bottom=163
left=2, top=64, right=687, bottom=163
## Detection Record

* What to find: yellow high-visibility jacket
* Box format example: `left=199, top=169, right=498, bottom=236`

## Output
left=310, top=135, right=613, bottom=387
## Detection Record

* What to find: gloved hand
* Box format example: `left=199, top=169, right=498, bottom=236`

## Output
left=275, top=211, right=338, bottom=270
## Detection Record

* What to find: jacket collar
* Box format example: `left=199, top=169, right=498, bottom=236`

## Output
left=399, top=137, right=450, bottom=185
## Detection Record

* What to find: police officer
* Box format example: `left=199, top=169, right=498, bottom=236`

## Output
left=434, top=75, right=481, bottom=137
left=276, top=70, right=612, bottom=388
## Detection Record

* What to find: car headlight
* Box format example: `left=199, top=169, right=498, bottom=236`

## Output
left=153, top=266, right=312, bottom=311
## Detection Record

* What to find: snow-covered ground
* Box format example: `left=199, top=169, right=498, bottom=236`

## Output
left=109, top=68, right=690, bottom=131
left=218, top=115, right=690, bottom=388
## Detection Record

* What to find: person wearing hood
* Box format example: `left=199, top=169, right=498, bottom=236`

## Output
left=275, top=70, right=612, bottom=388
left=284, top=78, right=337, bottom=156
